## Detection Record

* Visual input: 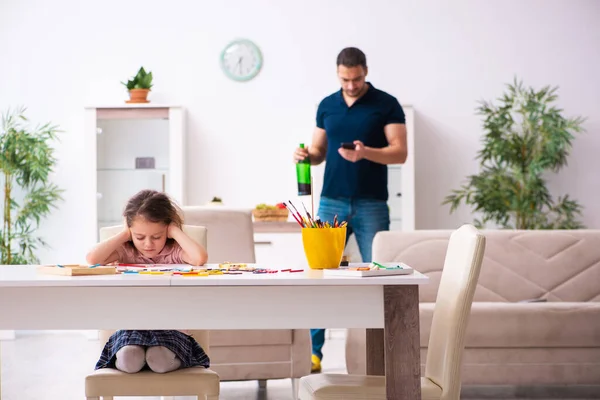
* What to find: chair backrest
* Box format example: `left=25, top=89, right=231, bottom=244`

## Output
left=424, top=224, right=486, bottom=399
left=181, top=206, right=256, bottom=263
left=100, top=224, right=207, bottom=248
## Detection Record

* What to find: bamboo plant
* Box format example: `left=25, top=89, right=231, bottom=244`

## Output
left=0, top=106, right=63, bottom=264
left=443, top=78, right=586, bottom=229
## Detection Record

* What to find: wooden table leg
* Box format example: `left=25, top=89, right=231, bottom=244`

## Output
left=384, top=285, right=421, bottom=400
left=366, top=328, right=384, bottom=376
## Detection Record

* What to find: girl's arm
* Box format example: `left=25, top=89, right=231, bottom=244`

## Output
left=168, top=225, right=208, bottom=266
left=86, top=227, right=130, bottom=265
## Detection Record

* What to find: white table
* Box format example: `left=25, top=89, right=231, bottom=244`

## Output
left=0, top=265, right=428, bottom=400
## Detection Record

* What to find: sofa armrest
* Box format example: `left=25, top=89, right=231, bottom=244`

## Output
left=290, top=329, right=312, bottom=377
left=345, top=328, right=367, bottom=375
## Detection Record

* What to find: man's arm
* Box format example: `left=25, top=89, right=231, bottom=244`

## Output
left=339, top=123, right=407, bottom=165
left=293, top=127, right=328, bottom=166
left=362, top=123, right=407, bottom=165
left=308, top=127, right=328, bottom=165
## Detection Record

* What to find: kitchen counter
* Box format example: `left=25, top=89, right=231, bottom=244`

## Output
left=253, top=221, right=301, bottom=233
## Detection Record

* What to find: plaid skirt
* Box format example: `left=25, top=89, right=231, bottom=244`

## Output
left=95, top=330, right=210, bottom=370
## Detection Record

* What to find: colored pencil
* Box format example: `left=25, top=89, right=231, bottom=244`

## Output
left=301, top=202, right=316, bottom=227
left=288, top=200, right=348, bottom=229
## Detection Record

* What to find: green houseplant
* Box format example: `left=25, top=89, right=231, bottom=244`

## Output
left=0, top=106, right=63, bottom=264
left=443, top=78, right=586, bottom=230
left=122, top=66, right=153, bottom=104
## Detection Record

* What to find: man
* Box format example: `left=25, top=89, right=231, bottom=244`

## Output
left=293, top=47, right=408, bottom=373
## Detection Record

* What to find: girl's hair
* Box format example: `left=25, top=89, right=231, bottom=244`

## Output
left=123, top=190, right=183, bottom=228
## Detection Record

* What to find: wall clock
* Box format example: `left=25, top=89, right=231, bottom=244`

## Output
left=220, top=39, right=263, bottom=82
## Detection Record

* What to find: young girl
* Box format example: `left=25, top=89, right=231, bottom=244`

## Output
left=86, top=189, right=210, bottom=374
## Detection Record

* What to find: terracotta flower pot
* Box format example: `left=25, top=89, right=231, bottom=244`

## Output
left=126, top=88, right=150, bottom=104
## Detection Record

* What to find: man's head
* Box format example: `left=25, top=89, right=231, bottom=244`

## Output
left=336, top=47, right=368, bottom=98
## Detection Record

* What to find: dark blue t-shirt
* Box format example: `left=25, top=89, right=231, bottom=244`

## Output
left=316, top=83, right=405, bottom=201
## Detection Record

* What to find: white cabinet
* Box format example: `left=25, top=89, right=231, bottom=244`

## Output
left=387, top=104, right=415, bottom=232
left=83, top=105, right=186, bottom=241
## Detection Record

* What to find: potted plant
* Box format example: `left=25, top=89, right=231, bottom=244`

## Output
left=0, top=106, right=64, bottom=264
left=206, top=196, right=224, bottom=206
left=443, top=78, right=586, bottom=229
left=122, top=66, right=153, bottom=103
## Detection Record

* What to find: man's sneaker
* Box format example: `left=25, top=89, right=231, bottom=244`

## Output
left=311, top=354, right=322, bottom=373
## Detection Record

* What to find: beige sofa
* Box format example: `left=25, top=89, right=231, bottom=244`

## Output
left=346, top=229, right=600, bottom=386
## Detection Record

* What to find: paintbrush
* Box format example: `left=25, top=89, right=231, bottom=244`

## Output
left=288, top=200, right=308, bottom=227
left=283, top=202, right=304, bottom=227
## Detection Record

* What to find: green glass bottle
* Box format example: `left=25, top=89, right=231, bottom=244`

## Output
left=296, top=143, right=312, bottom=196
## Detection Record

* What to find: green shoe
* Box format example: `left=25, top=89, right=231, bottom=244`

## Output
left=311, top=354, right=322, bottom=373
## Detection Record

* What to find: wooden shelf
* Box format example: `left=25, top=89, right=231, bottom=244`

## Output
left=85, top=104, right=183, bottom=120
left=85, top=104, right=182, bottom=109
left=97, top=168, right=168, bottom=172
left=96, top=107, right=169, bottom=120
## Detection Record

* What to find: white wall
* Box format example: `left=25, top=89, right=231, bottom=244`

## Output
left=1, top=0, right=599, bottom=263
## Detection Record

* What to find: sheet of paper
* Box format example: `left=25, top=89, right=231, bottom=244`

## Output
left=117, top=264, right=193, bottom=272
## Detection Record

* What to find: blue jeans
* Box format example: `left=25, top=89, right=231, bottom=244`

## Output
left=310, top=196, right=390, bottom=360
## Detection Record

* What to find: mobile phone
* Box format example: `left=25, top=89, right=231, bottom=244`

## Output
left=340, top=142, right=356, bottom=150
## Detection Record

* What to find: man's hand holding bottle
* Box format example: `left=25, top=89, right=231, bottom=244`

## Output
left=293, top=145, right=310, bottom=163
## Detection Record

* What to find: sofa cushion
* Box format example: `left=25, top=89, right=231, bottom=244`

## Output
left=420, top=347, right=600, bottom=385
left=209, top=329, right=292, bottom=347
left=420, top=302, right=600, bottom=348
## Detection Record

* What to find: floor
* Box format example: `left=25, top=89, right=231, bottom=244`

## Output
left=1, top=330, right=597, bottom=400
left=1, top=329, right=345, bottom=400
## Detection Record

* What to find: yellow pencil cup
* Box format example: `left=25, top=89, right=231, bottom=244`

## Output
left=301, top=227, right=347, bottom=269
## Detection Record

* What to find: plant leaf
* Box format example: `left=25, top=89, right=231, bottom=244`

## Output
left=0, top=106, right=63, bottom=264
left=442, top=78, right=586, bottom=230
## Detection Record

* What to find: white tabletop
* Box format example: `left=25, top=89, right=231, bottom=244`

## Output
left=0, top=265, right=171, bottom=287
left=170, top=266, right=429, bottom=286
left=0, top=264, right=429, bottom=287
